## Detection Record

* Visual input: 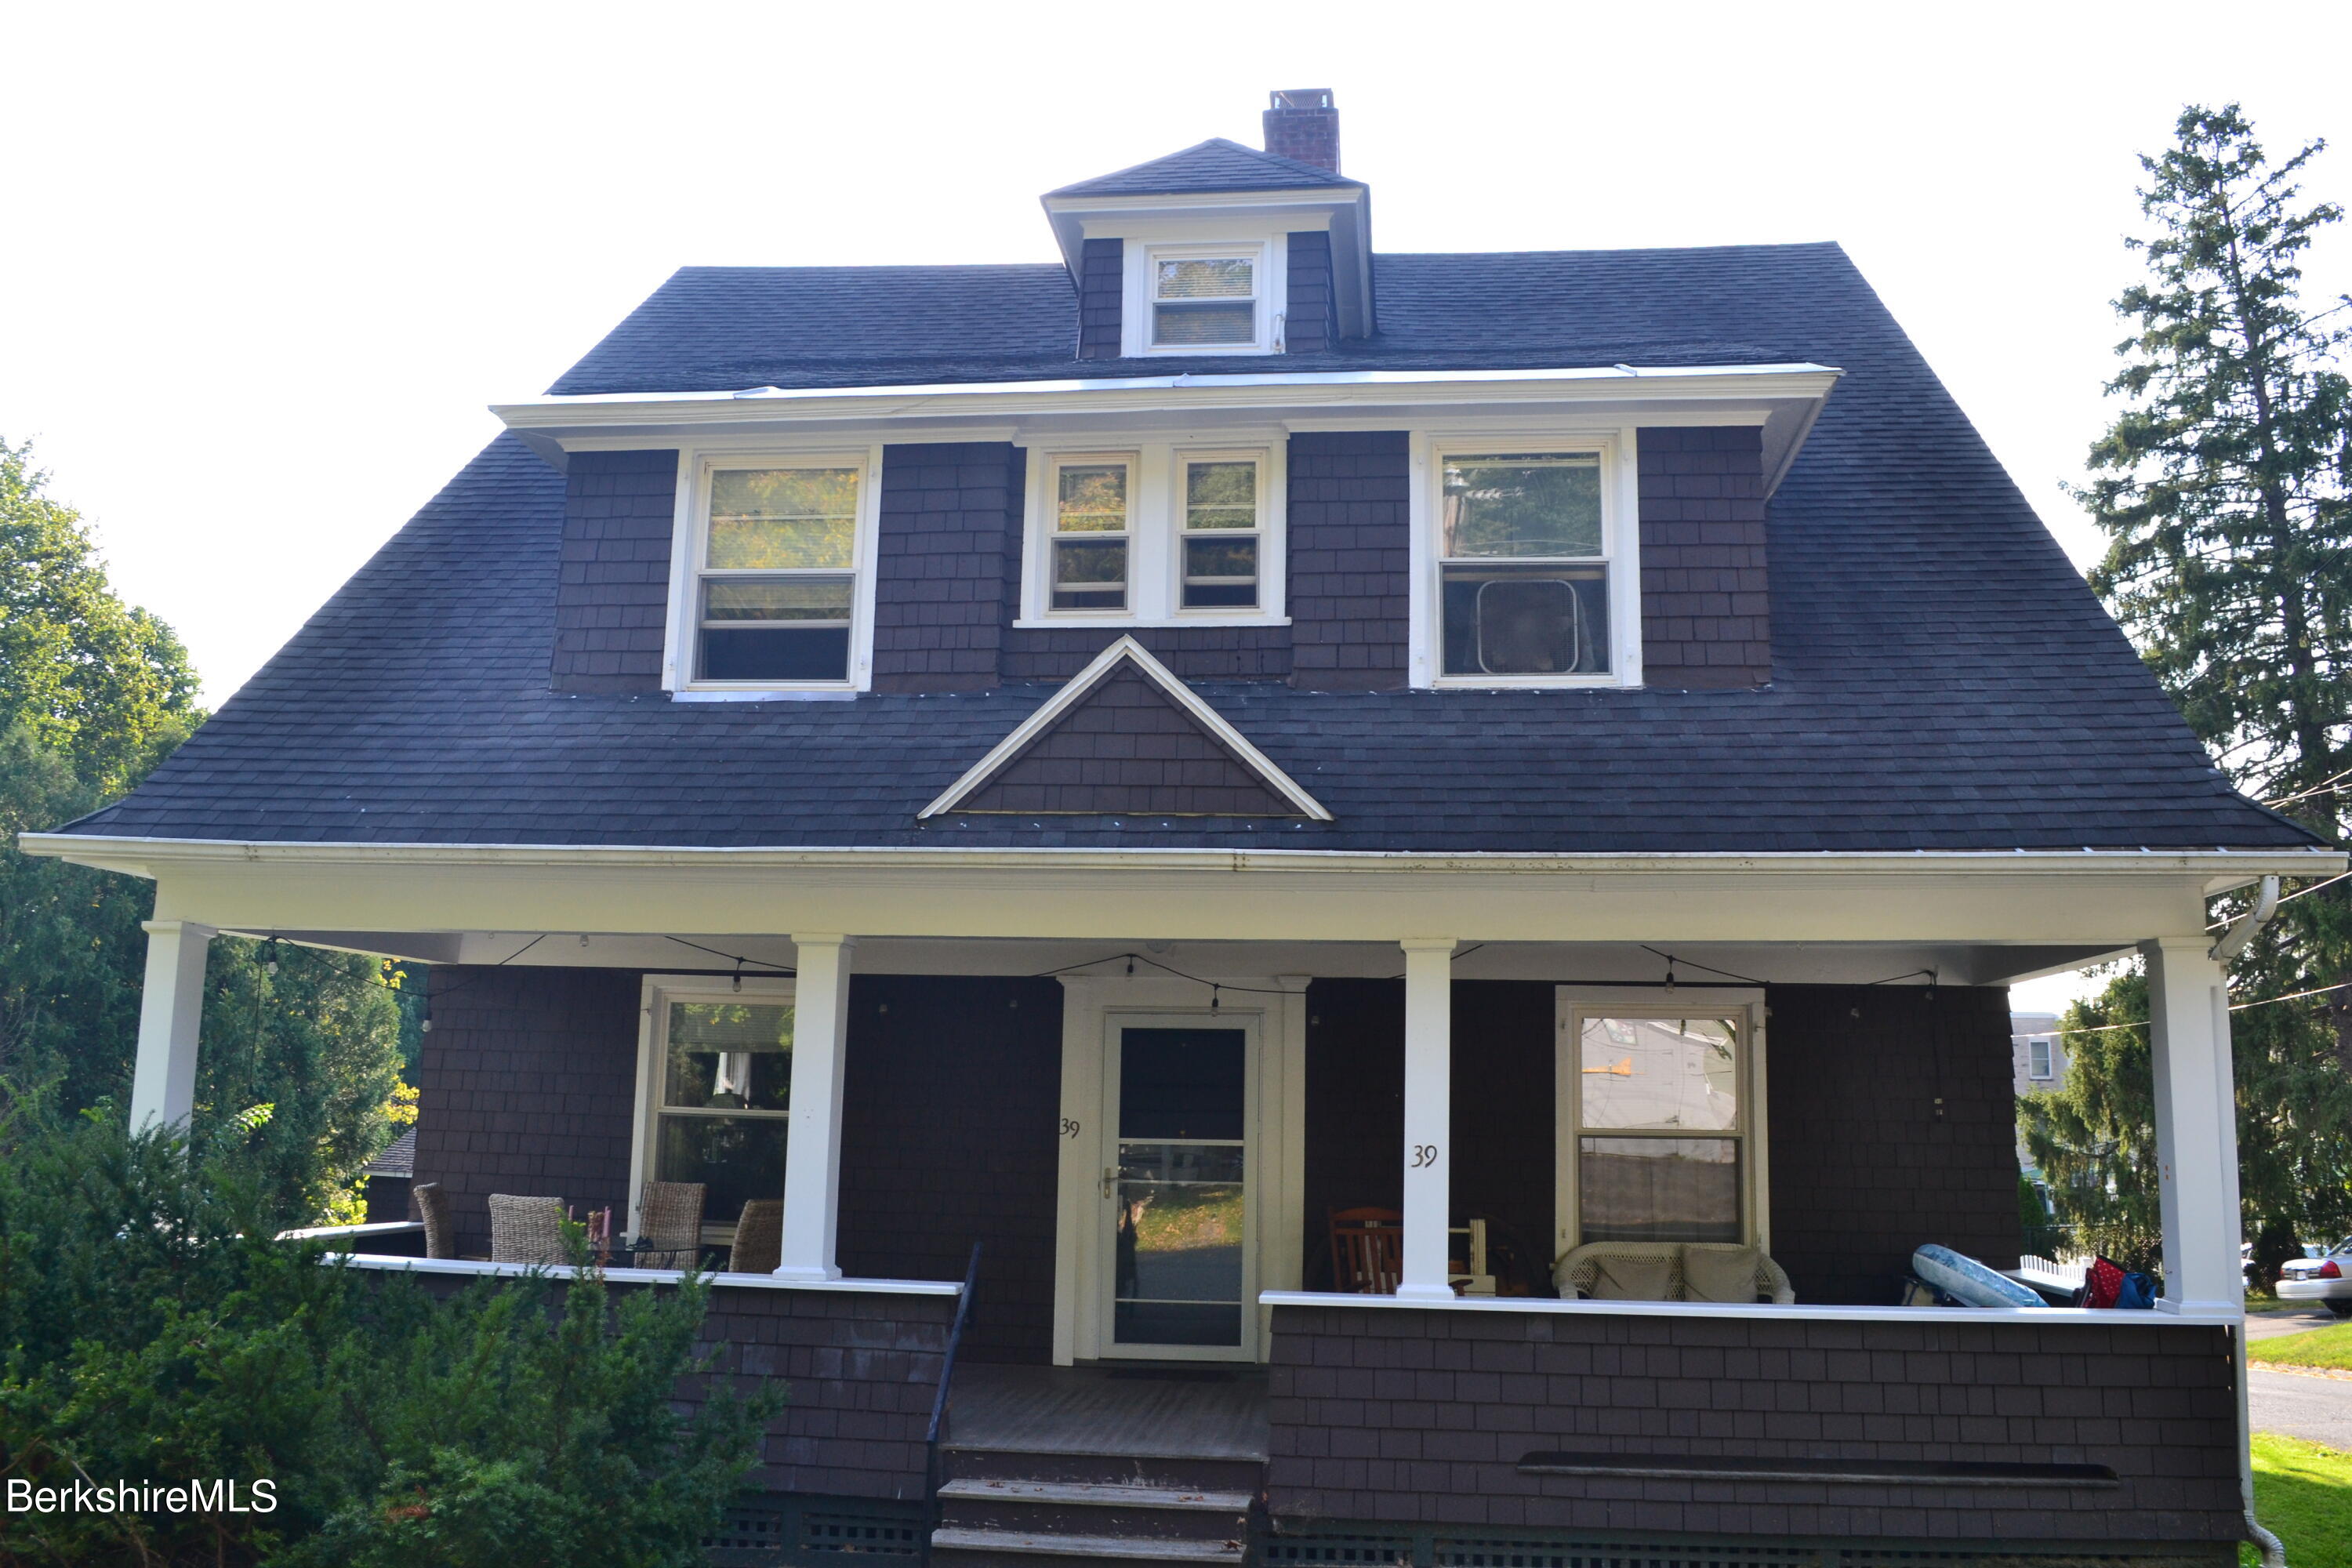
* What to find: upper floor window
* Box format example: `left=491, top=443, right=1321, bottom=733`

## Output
left=671, top=448, right=882, bottom=695
left=2027, top=1038, right=2054, bottom=1080
left=1022, top=441, right=1283, bottom=625
left=1417, top=434, right=1635, bottom=688
left=1126, top=241, right=1281, bottom=356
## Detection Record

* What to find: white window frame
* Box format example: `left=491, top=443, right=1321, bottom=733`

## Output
left=627, top=974, right=798, bottom=1243
left=1552, top=987, right=1768, bottom=1258
left=663, top=445, right=884, bottom=698
left=1123, top=237, right=1285, bottom=358
left=2028, top=1037, right=2054, bottom=1080
left=1410, top=430, right=1642, bottom=688
left=1018, top=437, right=1287, bottom=626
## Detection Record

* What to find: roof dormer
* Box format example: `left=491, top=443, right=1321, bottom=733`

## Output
left=1043, top=90, right=1374, bottom=357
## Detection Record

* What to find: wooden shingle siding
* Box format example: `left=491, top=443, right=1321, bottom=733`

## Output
left=1287, top=431, right=1411, bottom=690
left=1765, top=984, right=2024, bottom=1303
left=1076, top=238, right=1123, bottom=359
left=550, top=449, right=677, bottom=695
left=1285, top=231, right=1335, bottom=353
left=956, top=663, right=1295, bottom=816
left=871, top=442, right=1023, bottom=691
left=411, top=964, right=642, bottom=1258
left=1265, top=1305, right=2242, bottom=1545
left=1636, top=425, right=1772, bottom=688
left=837, top=975, right=1064, bottom=1365
left=1001, top=626, right=1294, bottom=682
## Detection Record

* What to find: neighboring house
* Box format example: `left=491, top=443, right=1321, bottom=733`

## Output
left=2012, top=1010, right=2069, bottom=1098
left=28, top=89, right=2340, bottom=1567
left=359, top=1124, right=416, bottom=1224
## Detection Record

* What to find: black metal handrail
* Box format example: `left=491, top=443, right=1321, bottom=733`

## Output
left=922, top=1241, right=982, bottom=1561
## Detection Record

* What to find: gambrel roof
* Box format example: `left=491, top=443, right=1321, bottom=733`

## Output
left=54, top=242, right=2318, bottom=854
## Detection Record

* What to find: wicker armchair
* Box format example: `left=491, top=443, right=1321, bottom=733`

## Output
left=487, top=1194, right=567, bottom=1266
left=1552, top=1240, right=1795, bottom=1305
left=414, top=1181, right=455, bottom=1260
left=728, top=1199, right=783, bottom=1274
left=636, top=1181, right=707, bottom=1269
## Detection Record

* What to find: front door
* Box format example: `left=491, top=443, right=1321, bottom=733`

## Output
left=1099, top=1019, right=1254, bottom=1359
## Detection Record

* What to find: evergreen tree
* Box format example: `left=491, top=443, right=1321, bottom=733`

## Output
left=2038, top=105, right=2352, bottom=1276
left=0, top=438, right=407, bottom=1220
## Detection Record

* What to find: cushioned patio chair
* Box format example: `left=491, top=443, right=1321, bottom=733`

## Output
left=487, top=1193, right=567, bottom=1266
left=1552, top=1240, right=1795, bottom=1305
left=414, top=1181, right=455, bottom=1260
left=728, top=1199, right=783, bottom=1274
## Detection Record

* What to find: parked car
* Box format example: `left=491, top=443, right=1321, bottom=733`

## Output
left=2279, top=1237, right=2352, bottom=1316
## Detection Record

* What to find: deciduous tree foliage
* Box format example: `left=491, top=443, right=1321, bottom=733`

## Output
left=2027, top=105, right=2352, bottom=1276
left=0, top=438, right=406, bottom=1220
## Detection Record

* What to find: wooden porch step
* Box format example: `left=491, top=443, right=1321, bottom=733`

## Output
left=929, top=1526, right=1247, bottom=1564
left=942, top=1445, right=1265, bottom=1494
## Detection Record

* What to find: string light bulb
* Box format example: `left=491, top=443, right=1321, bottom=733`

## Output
left=731, top=960, right=743, bottom=994
left=265, top=938, right=279, bottom=978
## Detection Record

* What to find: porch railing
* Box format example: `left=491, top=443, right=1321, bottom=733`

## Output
left=923, top=1243, right=982, bottom=1559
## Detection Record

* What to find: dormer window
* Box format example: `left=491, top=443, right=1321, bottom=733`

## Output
left=1125, top=240, right=1282, bottom=356
left=1153, top=252, right=1259, bottom=347
left=1020, top=438, right=1286, bottom=625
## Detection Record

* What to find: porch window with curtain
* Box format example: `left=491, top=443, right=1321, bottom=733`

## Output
left=1573, top=1014, right=1743, bottom=1243
left=655, top=1000, right=792, bottom=1225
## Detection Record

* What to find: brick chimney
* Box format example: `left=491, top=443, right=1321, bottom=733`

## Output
left=1263, top=88, right=1341, bottom=175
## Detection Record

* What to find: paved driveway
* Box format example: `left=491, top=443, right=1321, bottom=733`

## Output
left=2245, top=1307, right=2352, bottom=1450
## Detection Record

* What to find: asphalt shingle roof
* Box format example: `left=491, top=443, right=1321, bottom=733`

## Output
left=1046, top=138, right=1363, bottom=198
left=60, top=242, right=2315, bottom=854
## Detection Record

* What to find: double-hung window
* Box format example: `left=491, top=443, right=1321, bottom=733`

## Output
left=640, top=984, right=794, bottom=1232
left=1026, top=442, right=1280, bottom=622
left=1436, top=447, right=1614, bottom=680
left=1152, top=251, right=1260, bottom=348
left=2027, top=1038, right=2054, bottom=1080
left=1178, top=455, right=1261, bottom=609
left=1556, top=994, right=1761, bottom=1251
left=680, top=452, right=879, bottom=691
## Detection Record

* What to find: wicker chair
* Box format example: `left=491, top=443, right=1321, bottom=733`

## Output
left=636, top=1181, right=707, bottom=1269
left=414, top=1181, right=455, bottom=1260
left=728, top=1199, right=783, bottom=1274
left=487, top=1194, right=567, bottom=1266
left=1552, top=1240, right=1795, bottom=1305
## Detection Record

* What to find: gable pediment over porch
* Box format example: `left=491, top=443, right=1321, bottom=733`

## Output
left=918, top=637, right=1330, bottom=821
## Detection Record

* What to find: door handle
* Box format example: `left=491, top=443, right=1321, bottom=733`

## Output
left=1101, top=1167, right=1116, bottom=1200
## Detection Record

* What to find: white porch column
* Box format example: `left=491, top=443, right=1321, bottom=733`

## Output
left=1398, top=938, right=1456, bottom=1301
left=2143, top=935, right=2242, bottom=1314
left=129, top=920, right=213, bottom=1130
left=776, top=932, right=855, bottom=1281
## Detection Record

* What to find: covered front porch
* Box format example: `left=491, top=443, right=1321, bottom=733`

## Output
left=84, top=839, right=2321, bottom=1559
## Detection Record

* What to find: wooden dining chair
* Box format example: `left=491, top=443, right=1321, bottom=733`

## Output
left=1327, top=1206, right=1404, bottom=1294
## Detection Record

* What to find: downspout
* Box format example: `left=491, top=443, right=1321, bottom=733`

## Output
left=2211, top=874, right=2281, bottom=961
left=2210, top=873, right=2285, bottom=1561
left=2236, top=1326, right=2287, bottom=1566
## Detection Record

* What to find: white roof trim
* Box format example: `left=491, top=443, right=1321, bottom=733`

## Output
left=915, top=636, right=1333, bottom=822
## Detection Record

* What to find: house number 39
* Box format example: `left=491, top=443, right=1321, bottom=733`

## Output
left=1060, top=1118, right=1082, bottom=1138
left=1410, top=1144, right=1439, bottom=1168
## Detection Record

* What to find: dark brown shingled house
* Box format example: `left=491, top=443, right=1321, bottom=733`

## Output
left=26, top=89, right=2340, bottom=1568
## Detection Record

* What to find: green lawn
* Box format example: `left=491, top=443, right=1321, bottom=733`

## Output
left=2243, top=1435, right=2352, bottom=1568
left=2249, top=1317, right=2352, bottom=1372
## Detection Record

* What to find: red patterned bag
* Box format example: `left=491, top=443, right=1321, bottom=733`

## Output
left=2080, top=1255, right=2125, bottom=1309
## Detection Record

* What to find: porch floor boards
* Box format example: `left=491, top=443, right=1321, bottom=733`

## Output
left=943, top=1363, right=1270, bottom=1461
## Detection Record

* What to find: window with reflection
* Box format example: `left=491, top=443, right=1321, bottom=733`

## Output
left=1180, top=456, right=1260, bottom=608
left=1050, top=457, right=1132, bottom=611
left=1152, top=253, right=1258, bottom=347
left=653, top=998, right=792, bottom=1226
left=695, top=464, right=862, bottom=684
left=1573, top=1013, right=1744, bottom=1243
left=1439, top=451, right=1610, bottom=678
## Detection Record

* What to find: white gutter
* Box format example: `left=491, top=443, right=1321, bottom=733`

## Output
left=2209, top=873, right=2281, bottom=960
left=16, top=833, right=2343, bottom=881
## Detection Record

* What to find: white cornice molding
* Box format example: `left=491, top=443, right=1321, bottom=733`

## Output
left=915, top=635, right=1333, bottom=822
left=19, top=832, right=2338, bottom=884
